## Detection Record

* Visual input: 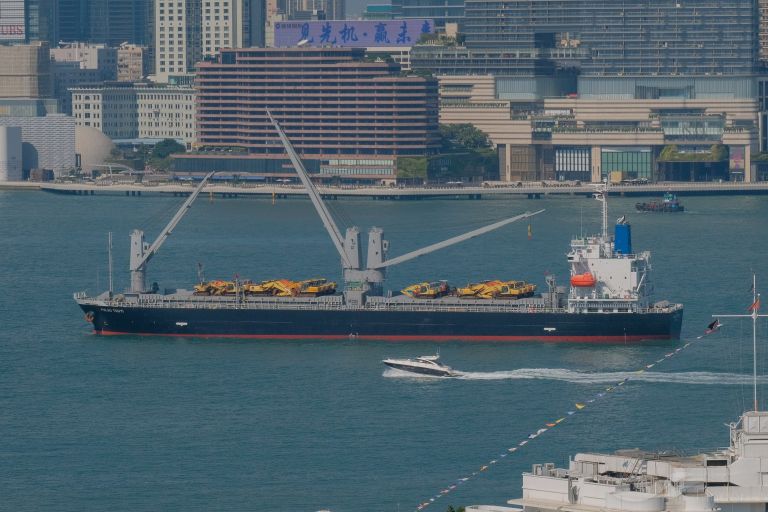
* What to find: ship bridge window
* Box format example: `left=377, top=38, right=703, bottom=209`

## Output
left=706, top=459, right=728, bottom=466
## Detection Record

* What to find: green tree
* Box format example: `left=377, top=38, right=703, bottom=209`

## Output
left=439, top=123, right=491, bottom=151
left=659, top=144, right=679, bottom=161
left=397, top=156, right=428, bottom=179
left=152, top=139, right=186, bottom=159
left=710, top=144, right=728, bottom=161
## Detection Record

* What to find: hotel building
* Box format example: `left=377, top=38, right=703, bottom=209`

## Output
left=176, top=47, right=439, bottom=181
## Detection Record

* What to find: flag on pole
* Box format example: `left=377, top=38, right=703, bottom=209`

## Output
left=748, top=296, right=761, bottom=312
left=705, top=318, right=721, bottom=334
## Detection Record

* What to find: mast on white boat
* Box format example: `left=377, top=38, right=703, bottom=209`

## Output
left=714, top=273, right=766, bottom=412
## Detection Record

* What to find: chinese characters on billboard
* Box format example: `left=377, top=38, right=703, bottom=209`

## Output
left=274, top=19, right=435, bottom=48
left=0, top=0, right=25, bottom=41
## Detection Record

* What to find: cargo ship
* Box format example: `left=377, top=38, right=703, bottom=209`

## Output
left=74, top=111, right=683, bottom=342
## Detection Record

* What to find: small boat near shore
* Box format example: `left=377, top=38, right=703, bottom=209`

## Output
left=383, top=354, right=458, bottom=377
left=635, top=192, right=684, bottom=212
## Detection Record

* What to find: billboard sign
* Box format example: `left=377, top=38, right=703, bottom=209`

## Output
left=274, top=19, right=434, bottom=48
left=0, top=0, right=25, bottom=41
left=729, top=145, right=745, bottom=171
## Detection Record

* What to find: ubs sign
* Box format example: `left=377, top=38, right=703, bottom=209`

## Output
left=0, top=0, right=25, bottom=41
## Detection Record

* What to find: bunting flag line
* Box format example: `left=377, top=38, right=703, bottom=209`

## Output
left=413, top=323, right=722, bottom=511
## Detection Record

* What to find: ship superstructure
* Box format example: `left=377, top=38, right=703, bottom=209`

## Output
left=508, top=411, right=768, bottom=512
left=73, top=111, right=682, bottom=342
left=495, top=283, right=767, bottom=512
left=567, top=189, right=654, bottom=315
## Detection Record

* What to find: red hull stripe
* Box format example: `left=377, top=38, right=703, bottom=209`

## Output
left=95, top=330, right=671, bottom=343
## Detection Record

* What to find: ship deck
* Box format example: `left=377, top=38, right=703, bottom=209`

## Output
left=74, top=290, right=682, bottom=315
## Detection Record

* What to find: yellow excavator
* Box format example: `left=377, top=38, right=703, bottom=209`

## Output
left=298, top=278, right=337, bottom=296
left=495, top=280, right=536, bottom=299
left=457, top=280, right=536, bottom=299
left=401, top=281, right=451, bottom=299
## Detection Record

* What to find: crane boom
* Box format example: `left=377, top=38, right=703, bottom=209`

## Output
left=136, top=171, right=215, bottom=270
left=373, top=209, right=544, bottom=269
left=266, top=109, right=352, bottom=268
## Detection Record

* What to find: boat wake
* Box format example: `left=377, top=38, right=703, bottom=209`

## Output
left=385, top=367, right=764, bottom=385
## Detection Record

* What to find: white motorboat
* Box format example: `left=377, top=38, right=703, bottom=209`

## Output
left=382, top=354, right=458, bottom=377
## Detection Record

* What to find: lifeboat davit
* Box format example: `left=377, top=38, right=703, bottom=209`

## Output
left=570, top=272, right=596, bottom=287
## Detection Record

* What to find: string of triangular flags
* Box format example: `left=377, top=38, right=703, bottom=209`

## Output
left=414, top=322, right=722, bottom=511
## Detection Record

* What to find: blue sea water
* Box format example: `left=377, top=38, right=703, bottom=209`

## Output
left=1, top=190, right=767, bottom=512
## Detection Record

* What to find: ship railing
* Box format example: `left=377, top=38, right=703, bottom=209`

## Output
left=84, top=294, right=565, bottom=313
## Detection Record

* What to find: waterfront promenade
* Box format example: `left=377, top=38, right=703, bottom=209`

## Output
left=3, top=180, right=768, bottom=199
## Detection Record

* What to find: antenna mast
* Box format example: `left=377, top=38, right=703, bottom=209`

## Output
left=108, top=232, right=114, bottom=295
left=714, top=273, right=765, bottom=412
left=594, top=181, right=609, bottom=240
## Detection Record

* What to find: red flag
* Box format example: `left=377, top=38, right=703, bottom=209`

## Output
left=748, top=297, right=761, bottom=312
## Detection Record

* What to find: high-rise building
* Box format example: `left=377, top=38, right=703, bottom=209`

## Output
left=244, top=0, right=266, bottom=46
left=175, top=47, right=439, bottom=180
left=155, top=0, right=266, bottom=82
left=283, top=0, right=344, bottom=20
left=25, top=0, right=59, bottom=43
left=761, top=0, right=768, bottom=68
left=390, top=0, right=461, bottom=28
left=0, top=42, right=52, bottom=98
left=88, top=0, right=152, bottom=46
left=154, top=0, right=202, bottom=81
left=410, top=0, right=762, bottom=183
left=57, top=0, right=89, bottom=41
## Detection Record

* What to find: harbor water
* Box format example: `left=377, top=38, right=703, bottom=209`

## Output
left=1, top=191, right=767, bottom=511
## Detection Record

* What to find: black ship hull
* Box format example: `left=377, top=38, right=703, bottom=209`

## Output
left=79, top=303, right=683, bottom=343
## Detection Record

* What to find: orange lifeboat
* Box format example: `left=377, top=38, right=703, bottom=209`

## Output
left=570, top=272, right=596, bottom=287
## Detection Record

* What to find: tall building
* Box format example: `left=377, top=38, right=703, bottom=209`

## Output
left=176, top=47, right=439, bottom=180
left=390, top=0, right=462, bottom=28
left=57, top=0, right=89, bottom=41
left=154, top=0, right=201, bottom=81
left=25, top=0, right=59, bottom=43
left=88, top=0, right=152, bottom=46
left=411, top=0, right=762, bottom=182
left=761, top=0, right=768, bottom=68
left=283, top=0, right=344, bottom=20
left=0, top=42, right=52, bottom=98
left=155, top=0, right=266, bottom=82
left=244, top=0, right=266, bottom=46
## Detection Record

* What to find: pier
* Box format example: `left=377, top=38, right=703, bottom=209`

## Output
left=4, top=180, right=768, bottom=199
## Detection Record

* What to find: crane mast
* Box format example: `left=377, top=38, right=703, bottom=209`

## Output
left=266, top=109, right=544, bottom=305
left=129, top=171, right=215, bottom=293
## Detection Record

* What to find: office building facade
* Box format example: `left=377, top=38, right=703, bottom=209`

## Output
left=70, top=83, right=196, bottom=145
left=390, top=0, right=462, bottom=28
left=411, top=0, right=762, bottom=182
left=50, top=43, right=118, bottom=114
left=178, top=47, right=439, bottom=180
left=154, top=0, right=265, bottom=82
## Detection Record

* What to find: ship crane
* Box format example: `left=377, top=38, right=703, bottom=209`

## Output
left=129, top=171, right=215, bottom=293
left=266, top=110, right=544, bottom=305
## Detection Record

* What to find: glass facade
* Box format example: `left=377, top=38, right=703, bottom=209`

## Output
left=420, top=0, right=757, bottom=78
left=600, top=148, right=652, bottom=180
left=390, top=0, right=464, bottom=28
left=555, top=147, right=590, bottom=181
